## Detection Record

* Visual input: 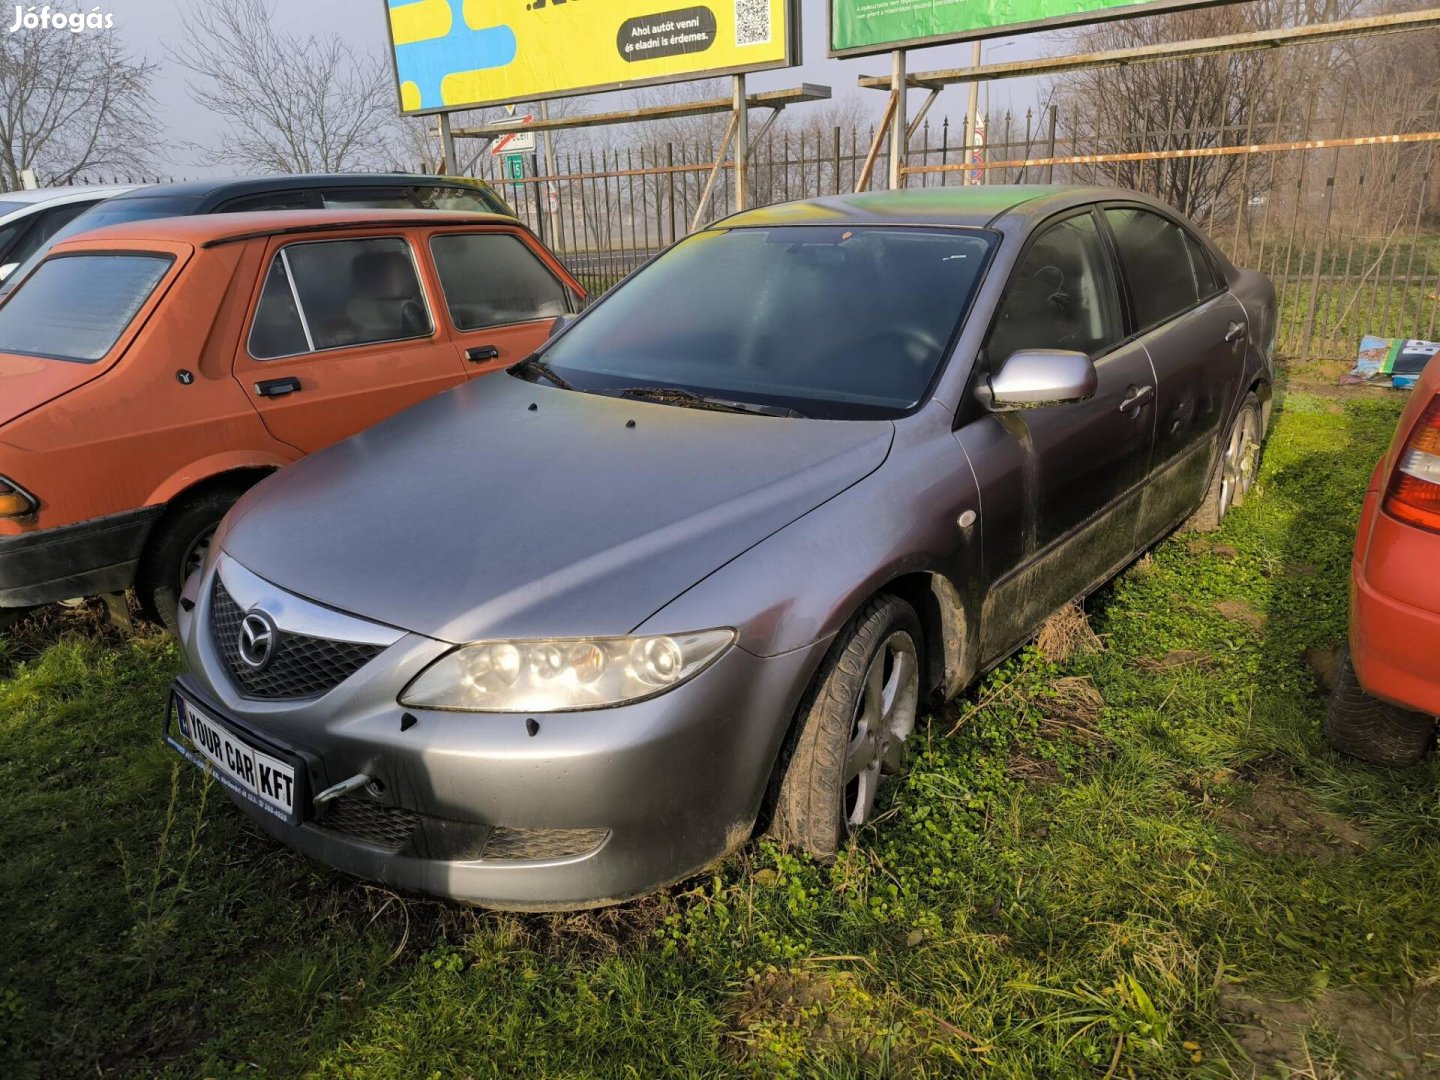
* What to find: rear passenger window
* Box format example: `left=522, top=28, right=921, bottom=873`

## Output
left=986, top=211, right=1122, bottom=363
left=1182, top=232, right=1224, bottom=297
left=1105, top=208, right=1206, bottom=329
left=248, top=237, right=433, bottom=360
left=429, top=233, right=570, bottom=331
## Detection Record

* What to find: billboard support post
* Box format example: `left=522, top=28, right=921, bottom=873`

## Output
left=965, top=41, right=981, bottom=185
left=691, top=106, right=740, bottom=232
left=539, top=99, right=558, bottom=233
left=439, top=112, right=456, bottom=175
left=734, top=74, right=749, bottom=212
left=887, top=51, right=907, bottom=189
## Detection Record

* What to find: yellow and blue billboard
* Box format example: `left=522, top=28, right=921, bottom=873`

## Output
left=384, top=0, right=798, bottom=114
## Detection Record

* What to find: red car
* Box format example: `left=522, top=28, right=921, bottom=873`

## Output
left=1328, top=353, right=1440, bottom=764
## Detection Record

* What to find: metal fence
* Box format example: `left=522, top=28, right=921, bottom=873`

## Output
left=475, top=100, right=1440, bottom=361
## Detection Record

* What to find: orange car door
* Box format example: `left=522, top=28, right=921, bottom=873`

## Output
left=423, top=227, right=578, bottom=378
left=232, top=230, right=469, bottom=454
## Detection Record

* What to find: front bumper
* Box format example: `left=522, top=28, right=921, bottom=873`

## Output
left=175, top=555, right=828, bottom=910
left=0, top=506, right=161, bottom=607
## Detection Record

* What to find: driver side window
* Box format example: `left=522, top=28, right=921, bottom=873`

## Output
left=986, top=211, right=1121, bottom=366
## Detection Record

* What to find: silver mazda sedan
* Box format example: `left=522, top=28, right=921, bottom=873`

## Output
left=168, top=187, right=1275, bottom=910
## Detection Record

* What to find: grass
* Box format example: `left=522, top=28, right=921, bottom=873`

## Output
left=3, top=383, right=1439, bottom=1078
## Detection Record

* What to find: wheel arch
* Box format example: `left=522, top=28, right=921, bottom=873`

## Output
left=143, top=451, right=292, bottom=509
left=875, top=571, right=970, bottom=702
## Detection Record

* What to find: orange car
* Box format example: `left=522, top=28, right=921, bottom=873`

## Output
left=0, top=210, right=584, bottom=629
left=1327, top=351, right=1440, bottom=765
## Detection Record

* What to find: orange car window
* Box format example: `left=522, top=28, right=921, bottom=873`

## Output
left=249, top=237, right=433, bottom=360
left=429, top=233, right=570, bottom=331
left=0, top=252, right=173, bottom=363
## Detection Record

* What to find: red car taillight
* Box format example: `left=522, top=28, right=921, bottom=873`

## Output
left=1383, top=394, right=1440, bottom=533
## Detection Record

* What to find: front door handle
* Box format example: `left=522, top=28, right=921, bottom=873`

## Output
left=466, top=345, right=500, bottom=363
left=255, top=377, right=301, bottom=398
left=1225, top=320, right=1248, bottom=342
left=1119, top=384, right=1154, bottom=412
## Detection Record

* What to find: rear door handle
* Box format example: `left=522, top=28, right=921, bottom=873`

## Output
left=466, top=345, right=500, bottom=363
left=1225, top=321, right=1248, bottom=342
left=1119, top=384, right=1154, bottom=412
left=255, top=377, right=301, bottom=398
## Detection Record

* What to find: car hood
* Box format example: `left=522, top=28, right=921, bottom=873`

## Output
left=221, top=374, right=894, bottom=643
left=0, top=353, right=110, bottom=428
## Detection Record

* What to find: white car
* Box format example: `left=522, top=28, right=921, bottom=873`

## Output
left=0, top=184, right=138, bottom=281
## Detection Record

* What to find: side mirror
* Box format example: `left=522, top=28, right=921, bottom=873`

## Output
left=548, top=314, right=573, bottom=339
left=981, top=349, right=1098, bottom=411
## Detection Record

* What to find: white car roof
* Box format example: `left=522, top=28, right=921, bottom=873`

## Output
left=0, top=184, right=141, bottom=217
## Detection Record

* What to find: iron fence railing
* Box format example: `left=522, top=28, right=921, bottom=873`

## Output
left=475, top=103, right=1440, bottom=360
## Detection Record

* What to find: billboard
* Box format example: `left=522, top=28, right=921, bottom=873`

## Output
left=385, top=0, right=798, bottom=115
left=829, top=0, right=1231, bottom=58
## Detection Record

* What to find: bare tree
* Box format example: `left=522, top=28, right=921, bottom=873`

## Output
left=174, top=0, right=397, bottom=173
left=1047, top=0, right=1363, bottom=220
left=0, top=9, right=158, bottom=188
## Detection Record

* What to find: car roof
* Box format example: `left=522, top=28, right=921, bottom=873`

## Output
left=715, top=185, right=1152, bottom=229
left=55, top=208, right=525, bottom=248
left=0, top=184, right=139, bottom=206
left=100, top=173, right=497, bottom=203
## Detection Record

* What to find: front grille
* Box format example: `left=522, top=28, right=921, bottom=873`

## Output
left=315, top=799, right=420, bottom=852
left=482, top=827, right=609, bottom=861
left=211, top=578, right=384, bottom=700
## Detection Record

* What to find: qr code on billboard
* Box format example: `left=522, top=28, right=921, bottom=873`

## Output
left=735, top=0, right=770, bottom=46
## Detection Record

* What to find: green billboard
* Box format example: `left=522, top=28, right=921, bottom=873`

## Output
left=829, top=0, right=1230, bottom=58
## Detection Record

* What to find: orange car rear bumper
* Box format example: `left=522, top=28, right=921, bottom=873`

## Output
left=1350, top=491, right=1440, bottom=717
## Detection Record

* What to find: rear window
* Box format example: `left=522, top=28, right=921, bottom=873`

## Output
left=319, top=186, right=508, bottom=214
left=0, top=253, right=173, bottom=363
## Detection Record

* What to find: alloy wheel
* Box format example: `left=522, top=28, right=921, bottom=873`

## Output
left=842, top=630, right=919, bottom=830
left=1220, top=407, right=1261, bottom=515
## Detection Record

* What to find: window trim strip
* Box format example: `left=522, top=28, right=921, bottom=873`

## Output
left=278, top=247, right=316, bottom=354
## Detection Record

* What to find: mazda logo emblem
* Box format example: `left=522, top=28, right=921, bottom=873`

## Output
left=238, top=611, right=278, bottom=670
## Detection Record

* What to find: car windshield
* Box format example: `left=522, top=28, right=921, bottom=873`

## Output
left=535, top=225, right=994, bottom=419
left=0, top=195, right=201, bottom=295
left=0, top=252, right=174, bottom=363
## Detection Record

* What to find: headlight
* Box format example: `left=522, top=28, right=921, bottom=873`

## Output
left=398, top=629, right=736, bottom=713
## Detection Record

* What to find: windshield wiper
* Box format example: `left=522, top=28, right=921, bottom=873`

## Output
left=613, top=385, right=805, bottom=418
left=509, top=354, right=576, bottom=391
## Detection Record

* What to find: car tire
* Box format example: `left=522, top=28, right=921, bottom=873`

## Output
left=771, top=594, right=923, bottom=860
left=136, top=484, right=251, bottom=635
left=1324, top=646, right=1435, bottom=767
left=1187, top=390, right=1264, bottom=532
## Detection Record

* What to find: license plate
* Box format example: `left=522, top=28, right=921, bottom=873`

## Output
left=167, top=693, right=299, bottom=825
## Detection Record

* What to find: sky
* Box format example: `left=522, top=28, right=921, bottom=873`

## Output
left=105, top=0, right=1057, bottom=175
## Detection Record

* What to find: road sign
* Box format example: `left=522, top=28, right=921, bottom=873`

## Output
left=504, top=153, right=526, bottom=181
left=491, top=129, right=536, bottom=155
left=489, top=114, right=536, bottom=156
